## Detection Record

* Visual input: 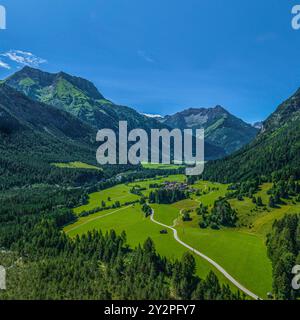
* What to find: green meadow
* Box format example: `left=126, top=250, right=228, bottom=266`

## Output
left=73, top=184, right=140, bottom=215
left=192, top=180, right=229, bottom=207
left=127, top=174, right=186, bottom=197
left=229, top=183, right=300, bottom=236
left=52, top=161, right=102, bottom=171
left=64, top=174, right=300, bottom=298
left=127, top=174, right=186, bottom=188
left=65, top=204, right=232, bottom=288
left=141, top=162, right=184, bottom=170
left=175, top=217, right=272, bottom=298
left=151, top=204, right=181, bottom=226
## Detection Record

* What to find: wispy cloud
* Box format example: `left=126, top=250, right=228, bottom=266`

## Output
left=0, top=59, right=10, bottom=69
left=137, top=50, right=155, bottom=64
left=1, top=50, right=47, bottom=67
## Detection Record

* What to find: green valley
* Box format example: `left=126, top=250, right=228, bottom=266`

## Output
left=63, top=173, right=299, bottom=299
left=1, top=66, right=300, bottom=301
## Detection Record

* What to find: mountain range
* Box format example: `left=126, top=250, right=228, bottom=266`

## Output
left=161, top=106, right=258, bottom=155
left=2, top=67, right=258, bottom=161
left=5, top=66, right=300, bottom=188
left=4, top=66, right=164, bottom=133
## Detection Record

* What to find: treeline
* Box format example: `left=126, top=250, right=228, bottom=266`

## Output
left=198, top=199, right=238, bottom=229
left=267, top=178, right=300, bottom=208
left=79, top=200, right=139, bottom=218
left=228, top=179, right=260, bottom=199
left=266, top=215, right=300, bottom=300
left=130, top=185, right=147, bottom=196
left=149, top=188, right=188, bottom=204
left=142, top=203, right=152, bottom=218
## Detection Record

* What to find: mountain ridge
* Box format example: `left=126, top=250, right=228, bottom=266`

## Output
left=4, top=67, right=227, bottom=160
left=161, top=105, right=258, bottom=155
left=203, top=87, right=300, bottom=182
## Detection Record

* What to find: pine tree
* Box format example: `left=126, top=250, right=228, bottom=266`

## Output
left=269, top=196, right=275, bottom=208
left=257, top=196, right=263, bottom=207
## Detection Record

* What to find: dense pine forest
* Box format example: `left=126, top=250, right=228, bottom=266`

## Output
left=202, top=89, right=300, bottom=183
left=0, top=185, right=241, bottom=300
left=149, top=188, right=188, bottom=204
left=267, top=215, right=300, bottom=300
left=198, top=199, right=238, bottom=229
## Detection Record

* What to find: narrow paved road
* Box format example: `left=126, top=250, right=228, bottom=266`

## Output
left=150, top=210, right=261, bottom=300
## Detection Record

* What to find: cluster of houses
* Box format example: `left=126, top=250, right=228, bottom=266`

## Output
left=162, top=181, right=196, bottom=193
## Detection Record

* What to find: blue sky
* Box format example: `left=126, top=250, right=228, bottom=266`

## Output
left=0, top=0, right=300, bottom=123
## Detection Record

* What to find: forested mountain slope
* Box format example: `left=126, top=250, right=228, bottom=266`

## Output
left=0, top=84, right=103, bottom=189
left=203, top=88, right=300, bottom=183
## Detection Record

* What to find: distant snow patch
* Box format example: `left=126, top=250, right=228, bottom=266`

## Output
left=142, top=113, right=163, bottom=119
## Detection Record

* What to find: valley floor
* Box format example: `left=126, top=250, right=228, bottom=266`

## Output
left=63, top=174, right=298, bottom=299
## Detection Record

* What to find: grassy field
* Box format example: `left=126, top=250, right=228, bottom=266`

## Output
left=176, top=216, right=272, bottom=298
left=151, top=204, right=181, bottom=226
left=141, top=162, right=184, bottom=170
left=149, top=180, right=274, bottom=298
left=192, top=180, right=229, bottom=207
left=73, top=184, right=140, bottom=215
left=229, top=183, right=300, bottom=236
left=127, top=174, right=186, bottom=188
left=52, top=161, right=102, bottom=171
left=64, top=175, right=299, bottom=298
left=64, top=204, right=233, bottom=289
left=127, top=174, right=186, bottom=197
left=65, top=206, right=131, bottom=234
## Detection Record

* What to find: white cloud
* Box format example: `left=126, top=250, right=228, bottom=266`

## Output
left=1, top=50, right=47, bottom=67
left=137, top=50, right=155, bottom=64
left=142, top=113, right=163, bottom=119
left=0, top=59, right=10, bottom=69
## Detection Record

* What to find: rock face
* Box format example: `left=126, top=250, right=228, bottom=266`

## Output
left=162, top=105, right=258, bottom=155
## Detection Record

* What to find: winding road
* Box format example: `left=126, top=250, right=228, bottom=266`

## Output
left=150, top=210, right=262, bottom=300
left=66, top=202, right=261, bottom=299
